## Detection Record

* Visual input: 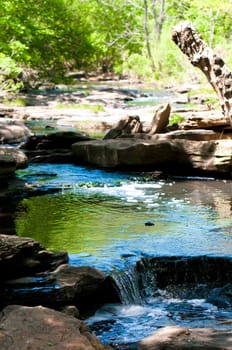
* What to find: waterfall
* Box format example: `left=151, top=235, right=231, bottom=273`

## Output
left=112, top=267, right=142, bottom=305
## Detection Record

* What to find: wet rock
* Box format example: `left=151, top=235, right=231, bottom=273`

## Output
left=144, top=221, right=155, bottom=226
left=139, top=325, right=232, bottom=349
left=207, top=283, right=232, bottom=307
left=3, top=263, right=118, bottom=315
left=0, top=305, right=109, bottom=350
left=0, top=234, right=68, bottom=282
left=136, top=256, right=232, bottom=290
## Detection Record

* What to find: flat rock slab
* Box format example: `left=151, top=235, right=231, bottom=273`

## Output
left=0, top=305, right=109, bottom=350
left=139, top=326, right=232, bottom=350
left=72, top=138, right=232, bottom=176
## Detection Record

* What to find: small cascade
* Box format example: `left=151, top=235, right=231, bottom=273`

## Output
left=136, top=259, right=158, bottom=299
left=112, top=267, right=142, bottom=305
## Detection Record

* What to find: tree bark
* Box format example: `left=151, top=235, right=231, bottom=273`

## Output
left=172, top=21, right=232, bottom=126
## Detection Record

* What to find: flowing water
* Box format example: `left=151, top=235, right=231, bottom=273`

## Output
left=15, top=163, right=232, bottom=347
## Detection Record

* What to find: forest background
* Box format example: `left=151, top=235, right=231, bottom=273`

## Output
left=1, top=0, right=232, bottom=92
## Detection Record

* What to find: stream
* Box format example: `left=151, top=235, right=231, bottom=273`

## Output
left=15, top=163, right=232, bottom=347
left=2, top=83, right=231, bottom=347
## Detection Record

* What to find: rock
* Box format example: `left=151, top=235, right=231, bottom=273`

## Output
left=0, top=234, right=68, bottom=282
left=21, top=131, right=92, bottom=163
left=0, top=119, right=32, bottom=144
left=25, top=148, right=74, bottom=163
left=0, top=236, right=118, bottom=315
left=23, top=131, right=91, bottom=150
left=49, top=264, right=111, bottom=313
left=61, top=304, right=80, bottom=318
left=180, top=114, right=232, bottom=130
left=103, top=115, right=143, bottom=139
left=0, top=146, right=28, bottom=176
left=72, top=138, right=232, bottom=176
left=136, top=256, right=232, bottom=290
left=148, top=103, right=171, bottom=134
left=103, top=103, right=170, bottom=140
left=139, top=326, right=232, bottom=349
left=72, top=138, right=179, bottom=168
left=3, top=263, right=119, bottom=315
left=151, top=129, right=232, bottom=141
left=176, top=139, right=232, bottom=175
left=0, top=146, right=28, bottom=179
left=0, top=305, right=109, bottom=350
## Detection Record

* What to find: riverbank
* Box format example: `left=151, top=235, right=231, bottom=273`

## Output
left=0, top=78, right=218, bottom=136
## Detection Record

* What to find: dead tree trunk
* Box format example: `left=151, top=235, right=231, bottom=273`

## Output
left=172, top=21, right=232, bottom=126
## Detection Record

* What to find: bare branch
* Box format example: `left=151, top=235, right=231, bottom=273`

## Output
left=172, top=21, right=232, bottom=126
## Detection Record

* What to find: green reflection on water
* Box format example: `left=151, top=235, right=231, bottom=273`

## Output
left=15, top=192, right=168, bottom=254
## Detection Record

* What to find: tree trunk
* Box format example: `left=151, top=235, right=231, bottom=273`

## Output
left=172, top=21, right=232, bottom=126
left=143, top=0, right=156, bottom=71
left=151, top=0, right=165, bottom=42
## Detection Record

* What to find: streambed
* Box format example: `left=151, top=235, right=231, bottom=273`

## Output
left=14, top=163, right=232, bottom=347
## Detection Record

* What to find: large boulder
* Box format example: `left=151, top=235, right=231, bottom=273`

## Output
left=0, top=305, right=109, bottom=350
left=72, top=138, right=232, bottom=176
left=139, top=326, right=232, bottom=350
left=72, top=138, right=179, bottom=169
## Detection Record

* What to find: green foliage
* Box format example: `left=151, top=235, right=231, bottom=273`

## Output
left=123, top=54, right=153, bottom=79
left=168, top=114, right=185, bottom=125
left=3, top=97, right=27, bottom=106
left=56, top=103, right=105, bottom=112
left=0, top=0, right=232, bottom=89
left=0, top=53, right=23, bottom=92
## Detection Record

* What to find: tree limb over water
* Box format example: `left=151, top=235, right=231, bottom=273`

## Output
left=172, top=21, right=232, bottom=126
